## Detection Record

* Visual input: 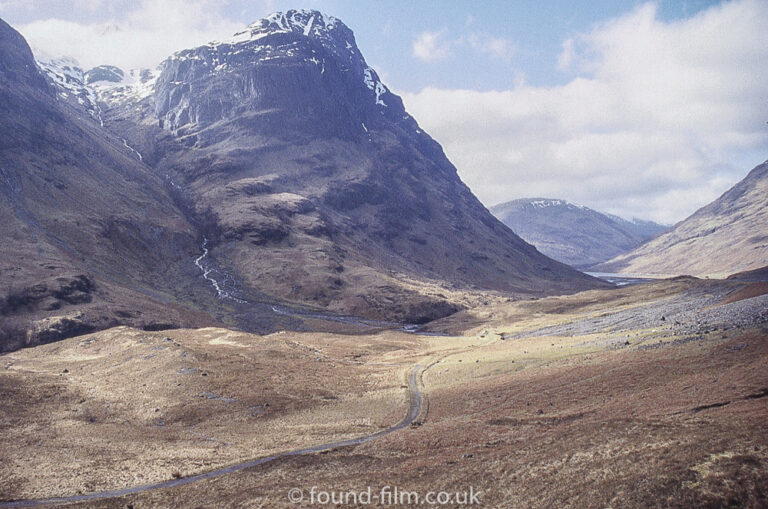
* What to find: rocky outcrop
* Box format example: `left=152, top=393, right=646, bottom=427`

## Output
left=1, top=274, right=94, bottom=314
left=24, top=312, right=93, bottom=347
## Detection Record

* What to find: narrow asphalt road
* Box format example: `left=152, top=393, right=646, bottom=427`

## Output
left=0, top=365, right=424, bottom=508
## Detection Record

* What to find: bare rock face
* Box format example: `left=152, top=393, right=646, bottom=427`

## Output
left=1, top=275, right=94, bottom=315
left=596, top=161, right=768, bottom=277
left=25, top=313, right=92, bottom=347
left=98, top=9, right=605, bottom=320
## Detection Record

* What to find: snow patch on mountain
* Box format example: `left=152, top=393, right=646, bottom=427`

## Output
left=91, top=68, right=160, bottom=104
left=528, top=199, right=585, bottom=210
left=363, top=67, right=388, bottom=107
left=37, top=56, right=159, bottom=117
left=37, top=57, right=104, bottom=125
left=214, top=9, right=339, bottom=47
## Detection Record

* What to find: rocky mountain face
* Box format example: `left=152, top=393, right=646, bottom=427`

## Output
left=0, top=18, right=217, bottom=351
left=596, top=161, right=768, bottom=277
left=490, top=198, right=667, bottom=268
left=1, top=11, right=606, bottom=350
left=89, top=9, right=605, bottom=320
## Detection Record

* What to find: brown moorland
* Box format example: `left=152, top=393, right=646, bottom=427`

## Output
left=0, top=278, right=766, bottom=507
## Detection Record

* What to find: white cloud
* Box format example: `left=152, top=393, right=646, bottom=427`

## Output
left=18, top=0, right=248, bottom=70
left=412, top=30, right=451, bottom=62
left=73, top=0, right=105, bottom=10
left=556, top=38, right=575, bottom=71
left=402, top=0, right=768, bottom=224
left=460, top=32, right=515, bottom=61
left=0, top=0, right=35, bottom=9
left=413, top=28, right=515, bottom=64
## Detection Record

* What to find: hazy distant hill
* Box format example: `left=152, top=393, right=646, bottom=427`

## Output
left=490, top=198, right=667, bottom=268
left=596, top=161, right=768, bottom=277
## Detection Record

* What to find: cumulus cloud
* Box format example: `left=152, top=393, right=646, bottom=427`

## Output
left=402, top=0, right=768, bottom=223
left=18, top=0, right=247, bottom=70
left=412, top=30, right=451, bottom=62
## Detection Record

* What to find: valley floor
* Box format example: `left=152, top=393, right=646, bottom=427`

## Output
left=0, top=277, right=766, bottom=507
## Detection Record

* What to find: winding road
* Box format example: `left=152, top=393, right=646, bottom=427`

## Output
left=0, top=365, right=425, bottom=507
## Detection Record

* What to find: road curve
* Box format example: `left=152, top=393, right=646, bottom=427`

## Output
left=1, top=365, right=424, bottom=508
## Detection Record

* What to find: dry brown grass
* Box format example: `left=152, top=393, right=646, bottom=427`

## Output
left=720, top=282, right=768, bottom=305
left=0, top=327, right=425, bottom=500
left=1, top=280, right=766, bottom=507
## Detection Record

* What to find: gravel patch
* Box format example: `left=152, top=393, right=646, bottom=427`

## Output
left=513, top=283, right=767, bottom=340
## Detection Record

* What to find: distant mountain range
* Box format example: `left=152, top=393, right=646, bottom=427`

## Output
left=0, top=12, right=606, bottom=351
left=490, top=198, right=668, bottom=268
left=596, top=160, right=768, bottom=277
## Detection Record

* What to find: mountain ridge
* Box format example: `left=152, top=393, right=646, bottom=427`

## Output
left=490, top=197, right=667, bottom=268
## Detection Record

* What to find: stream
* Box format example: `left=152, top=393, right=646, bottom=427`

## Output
left=193, top=237, right=246, bottom=303
left=192, top=237, right=441, bottom=335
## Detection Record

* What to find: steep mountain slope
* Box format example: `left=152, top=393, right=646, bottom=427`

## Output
left=596, top=160, right=768, bottom=277
left=91, top=10, right=605, bottom=321
left=0, top=18, right=215, bottom=351
left=490, top=198, right=666, bottom=268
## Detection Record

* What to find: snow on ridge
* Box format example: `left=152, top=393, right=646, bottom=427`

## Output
left=38, top=57, right=159, bottom=117
left=530, top=199, right=566, bottom=208
left=363, top=66, right=388, bottom=107
left=526, top=199, right=591, bottom=211
left=91, top=67, right=160, bottom=104
left=172, top=9, right=390, bottom=110
left=214, top=9, right=340, bottom=47
left=36, top=58, right=104, bottom=124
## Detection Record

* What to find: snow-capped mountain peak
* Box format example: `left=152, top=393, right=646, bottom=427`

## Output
left=35, top=9, right=395, bottom=136
left=206, top=9, right=352, bottom=61
left=151, top=10, right=396, bottom=133
left=234, top=9, right=340, bottom=42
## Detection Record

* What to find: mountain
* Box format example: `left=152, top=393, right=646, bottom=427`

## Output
left=78, top=9, right=605, bottom=320
left=596, top=160, right=768, bottom=277
left=1, top=11, right=606, bottom=351
left=490, top=198, right=667, bottom=268
left=604, top=213, right=668, bottom=242
left=0, top=18, right=225, bottom=351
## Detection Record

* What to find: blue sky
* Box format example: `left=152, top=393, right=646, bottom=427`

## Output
left=2, top=0, right=722, bottom=91
left=2, top=0, right=766, bottom=223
